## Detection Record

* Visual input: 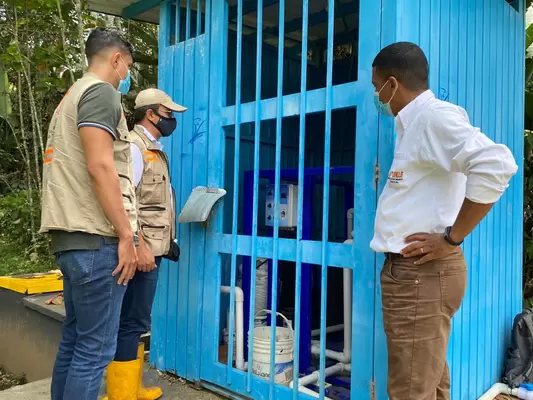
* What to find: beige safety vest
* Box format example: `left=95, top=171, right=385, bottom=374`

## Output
left=130, top=125, right=175, bottom=256
left=40, top=73, right=137, bottom=237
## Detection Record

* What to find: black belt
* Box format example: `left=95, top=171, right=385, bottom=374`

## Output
left=385, top=252, right=402, bottom=261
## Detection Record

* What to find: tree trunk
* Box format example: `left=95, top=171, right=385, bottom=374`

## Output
left=25, top=69, right=42, bottom=191
left=14, top=5, right=43, bottom=189
left=17, top=73, right=36, bottom=245
left=21, top=64, right=45, bottom=178
left=74, top=0, right=87, bottom=71
left=55, top=0, right=76, bottom=83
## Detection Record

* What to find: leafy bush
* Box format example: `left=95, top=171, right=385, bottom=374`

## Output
left=0, top=190, right=52, bottom=275
left=0, top=191, right=37, bottom=244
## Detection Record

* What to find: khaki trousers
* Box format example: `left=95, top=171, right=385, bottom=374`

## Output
left=380, top=251, right=467, bottom=400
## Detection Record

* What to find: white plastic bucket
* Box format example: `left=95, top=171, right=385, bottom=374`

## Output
left=254, top=315, right=267, bottom=327
left=250, top=310, right=294, bottom=386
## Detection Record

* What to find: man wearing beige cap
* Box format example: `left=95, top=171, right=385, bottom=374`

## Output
left=102, top=88, right=186, bottom=400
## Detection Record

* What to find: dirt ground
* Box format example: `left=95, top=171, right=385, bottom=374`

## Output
left=495, top=395, right=518, bottom=399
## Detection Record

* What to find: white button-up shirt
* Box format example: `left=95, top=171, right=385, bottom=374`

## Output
left=370, top=90, right=518, bottom=254
left=130, top=125, right=163, bottom=187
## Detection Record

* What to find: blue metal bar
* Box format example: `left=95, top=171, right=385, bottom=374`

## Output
left=255, top=166, right=354, bottom=178
left=285, top=28, right=357, bottom=60
left=229, top=21, right=300, bottom=46
left=264, top=1, right=357, bottom=37
left=175, top=0, right=180, bottom=44
left=319, top=0, right=335, bottom=397
left=228, top=0, right=277, bottom=21
left=122, top=0, right=162, bottom=20
left=152, top=0, right=172, bottom=372
left=270, top=0, right=285, bottom=397
left=212, top=234, right=354, bottom=269
left=190, top=0, right=210, bottom=381
left=300, top=176, right=313, bottom=372
left=186, top=0, right=191, bottom=40
left=227, top=0, right=243, bottom=385
left=292, top=0, right=309, bottom=396
left=246, top=0, right=263, bottom=392
left=241, top=172, right=253, bottom=362
left=220, top=81, right=363, bottom=126
left=196, top=0, right=201, bottom=37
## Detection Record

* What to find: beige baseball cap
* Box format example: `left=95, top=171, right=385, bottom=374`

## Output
left=134, top=88, right=187, bottom=113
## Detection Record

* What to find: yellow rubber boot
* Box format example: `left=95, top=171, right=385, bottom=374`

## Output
left=137, top=342, right=163, bottom=400
left=101, top=359, right=140, bottom=400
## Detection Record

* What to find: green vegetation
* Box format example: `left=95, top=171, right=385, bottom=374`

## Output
left=0, top=0, right=157, bottom=276
left=0, top=191, right=52, bottom=276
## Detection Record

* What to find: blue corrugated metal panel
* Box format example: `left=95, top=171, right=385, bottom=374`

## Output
left=377, top=1, right=525, bottom=399
left=152, top=1, right=172, bottom=374
left=151, top=0, right=209, bottom=382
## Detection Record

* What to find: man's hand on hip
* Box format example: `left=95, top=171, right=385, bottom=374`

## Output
left=113, top=234, right=138, bottom=285
left=400, top=233, right=459, bottom=265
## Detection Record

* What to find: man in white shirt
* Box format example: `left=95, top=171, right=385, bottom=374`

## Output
left=371, top=42, right=518, bottom=400
left=102, top=89, right=185, bottom=400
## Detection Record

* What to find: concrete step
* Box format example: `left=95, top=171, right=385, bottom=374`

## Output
left=0, top=369, right=222, bottom=400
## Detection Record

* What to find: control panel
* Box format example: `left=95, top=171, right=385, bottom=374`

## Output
left=265, top=184, right=298, bottom=228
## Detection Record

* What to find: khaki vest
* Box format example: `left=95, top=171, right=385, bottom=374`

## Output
left=130, top=125, right=175, bottom=256
left=40, top=73, right=137, bottom=237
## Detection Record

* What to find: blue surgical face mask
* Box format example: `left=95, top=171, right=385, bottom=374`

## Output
left=374, top=80, right=397, bottom=117
left=115, top=58, right=131, bottom=95
left=117, top=70, right=131, bottom=95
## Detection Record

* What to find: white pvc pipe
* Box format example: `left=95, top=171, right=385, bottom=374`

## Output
left=290, top=217, right=355, bottom=394
left=311, top=345, right=351, bottom=363
left=342, top=266, right=352, bottom=359
left=220, top=286, right=245, bottom=371
left=477, top=383, right=516, bottom=400
left=289, top=363, right=348, bottom=399
left=311, top=324, right=344, bottom=337
left=291, top=384, right=333, bottom=400
left=347, top=208, right=354, bottom=239
left=311, top=240, right=353, bottom=364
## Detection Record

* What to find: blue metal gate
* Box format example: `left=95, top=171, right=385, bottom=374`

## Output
left=197, top=1, right=381, bottom=399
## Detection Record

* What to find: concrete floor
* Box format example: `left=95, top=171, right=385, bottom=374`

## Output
left=0, top=369, right=223, bottom=400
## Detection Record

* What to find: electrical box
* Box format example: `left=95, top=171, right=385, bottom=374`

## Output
left=265, top=184, right=298, bottom=228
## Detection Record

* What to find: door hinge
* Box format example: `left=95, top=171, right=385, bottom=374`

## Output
left=370, top=379, right=376, bottom=400
left=374, top=162, right=380, bottom=184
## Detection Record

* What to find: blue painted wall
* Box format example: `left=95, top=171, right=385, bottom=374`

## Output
left=151, top=0, right=525, bottom=399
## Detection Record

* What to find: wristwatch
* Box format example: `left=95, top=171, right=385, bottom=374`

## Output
left=444, top=226, right=463, bottom=246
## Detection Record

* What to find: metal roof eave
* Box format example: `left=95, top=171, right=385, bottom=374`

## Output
left=87, top=0, right=160, bottom=24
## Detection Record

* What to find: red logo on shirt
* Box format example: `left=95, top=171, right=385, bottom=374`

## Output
left=388, top=170, right=404, bottom=183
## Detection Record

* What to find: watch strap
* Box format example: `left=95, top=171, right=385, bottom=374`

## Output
left=444, top=226, right=463, bottom=246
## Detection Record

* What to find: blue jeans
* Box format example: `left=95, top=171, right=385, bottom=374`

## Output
left=51, top=241, right=126, bottom=400
left=114, top=257, right=161, bottom=362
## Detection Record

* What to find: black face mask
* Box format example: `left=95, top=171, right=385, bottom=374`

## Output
left=150, top=111, right=177, bottom=137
